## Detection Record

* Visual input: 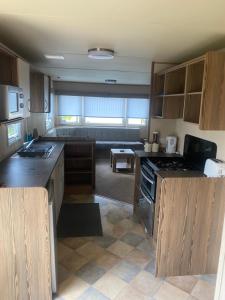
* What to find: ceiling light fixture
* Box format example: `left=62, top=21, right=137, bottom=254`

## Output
left=88, top=48, right=114, bottom=60
left=44, top=54, right=64, bottom=60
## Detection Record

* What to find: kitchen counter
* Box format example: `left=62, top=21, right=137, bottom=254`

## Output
left=156, top=170, right=204, bottom=178
left=135, top=150, right=182, bottom=158
left=0, top=141, right=64, bottom=187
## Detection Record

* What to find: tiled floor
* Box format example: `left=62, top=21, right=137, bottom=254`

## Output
left=55, top=195, right=216, bottom=300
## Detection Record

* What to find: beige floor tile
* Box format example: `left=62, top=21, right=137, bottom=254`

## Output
left=126, top=249, right=151, bottom=268
left=154, top=281, right=190, bottom=300
left=112, top=224, right=127, bottom=238
left=95, top=251, right=121, bottom=270
left=60, top=251, right=89, bottom=272
left=191, top=280, right=215, bottom=300
left=131, top=270, right=163, bottom=296
left=166, top=275, right=198, bottom=293
left=94, top=272, right=128, bottom=299
left=62, top=237, right=88, bottom=250
left=131, top=223, right=146, bottom=237
left=76, top=241, right=105, bottom=260
left=115, top=285, right=150, bottom=300
left=118, top=219, right=134, bottom=231
left=57, top=275, right=89, bottom=299
left=57, top=242, right=75, bottom=262
left=107, top=240, right=134, bottom=258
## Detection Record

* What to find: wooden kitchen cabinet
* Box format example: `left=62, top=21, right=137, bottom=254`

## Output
left=51, top=150, right=64, bottom=221
left=154, top=176, right=225, bottom=277
left=0, top=48, right=18, bottom=86
left=0, top=187, right=51, bottom=300
left=151, top=51, right=225, bottom=130
left=64, top=141, right=95, bottom=194
left=30, top=71, right=50, bottom=113
left=17, top=58, right=30, bottom=118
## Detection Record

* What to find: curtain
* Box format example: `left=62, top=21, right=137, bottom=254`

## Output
left=127, top=98, right=149, bottom=118
left=58, top=95, right=82, bottom=116
left=84, top=97, right=125, bottom=118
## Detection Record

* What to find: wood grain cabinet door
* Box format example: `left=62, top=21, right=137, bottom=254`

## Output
left=200, top=51, right=225, bottom=130
left=155, top=177, right=225, bottom=277
left=0, top=49, right=18, bottom=86
left=51, top=151, right=64, bottom=222
left=30, top=72, right=50, bottom=113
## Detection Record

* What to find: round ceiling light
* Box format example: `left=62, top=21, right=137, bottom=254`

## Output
left=88, top=48, right=114, bottom=60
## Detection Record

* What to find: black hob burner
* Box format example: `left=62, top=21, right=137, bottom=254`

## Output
left=154, top=159, right=190, bottom=171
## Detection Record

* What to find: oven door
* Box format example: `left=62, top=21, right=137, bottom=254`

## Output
left=138, top=186, right=155, bottom=235
left=140, top=167, right=156, bottom=201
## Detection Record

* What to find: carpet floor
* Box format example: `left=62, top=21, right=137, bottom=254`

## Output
left=95, top=158, right=135, bottom=204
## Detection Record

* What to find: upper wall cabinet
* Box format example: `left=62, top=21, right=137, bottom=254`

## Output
left=0, top=48, right=18, bottom=86
left=151, top=51, right=225, bottom=130
left=30, top=72, right=50, bottom=113
left=17, top=58, right=30, bottom=118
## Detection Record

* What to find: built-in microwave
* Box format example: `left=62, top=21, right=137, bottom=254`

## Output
left=0, top=85, right=24, bottom=121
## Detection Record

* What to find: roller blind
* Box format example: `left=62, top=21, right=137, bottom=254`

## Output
left=58, top=95, right=82, bottom=116
left=84, top=97, right=125, bottom=118
left=127, top=98, right=149, bottom=118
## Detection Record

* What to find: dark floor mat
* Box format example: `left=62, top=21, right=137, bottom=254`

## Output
left=57, top=203, right=103, bottom=237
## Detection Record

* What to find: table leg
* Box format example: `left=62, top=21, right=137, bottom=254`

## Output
left=112, top=156, right=117, bottom=172
left=130, top=156, right=134, bottom=173
left=110, top=152, right=112, bottom=167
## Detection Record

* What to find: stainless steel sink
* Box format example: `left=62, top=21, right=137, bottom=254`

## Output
left=17, top=140, right=55, bottom=158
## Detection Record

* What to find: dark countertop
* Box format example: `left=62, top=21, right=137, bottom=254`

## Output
left=0, top=141, right=64, bottom=188
left=135, top=150, right=182, bottom=158
left=156, top=170, right=205, bottom=179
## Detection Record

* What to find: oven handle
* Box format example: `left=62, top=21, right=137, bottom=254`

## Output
left=141, top=169, right=154, bottom=184
left=140, top=186, right=154, bottom=205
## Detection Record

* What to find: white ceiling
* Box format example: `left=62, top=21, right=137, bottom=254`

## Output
left=0, top=0, right=225, bottom=84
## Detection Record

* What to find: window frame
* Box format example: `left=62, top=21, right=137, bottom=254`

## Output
left=7, top=122, right=22, bottom=146
left=56, top=96, right=149, bottom=128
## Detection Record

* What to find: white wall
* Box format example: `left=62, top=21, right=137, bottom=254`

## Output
left=0, top=113, right=49, bottom=162
left=149, top=118, right=177, bottom=145
left=26, top=113, right=47, bottom=137
left=175, top=119, right=225, bottom=159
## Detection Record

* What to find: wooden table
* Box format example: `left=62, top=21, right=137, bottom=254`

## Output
left=110, top=148, right=135, bottom=172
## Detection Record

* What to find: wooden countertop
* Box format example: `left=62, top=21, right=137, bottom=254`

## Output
left=0, top=141, right=64, bottom=188
left=135, top=150, right=182, bottom=158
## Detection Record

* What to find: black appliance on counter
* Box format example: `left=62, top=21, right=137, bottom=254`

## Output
left=138, top=134, right=217, bottom=235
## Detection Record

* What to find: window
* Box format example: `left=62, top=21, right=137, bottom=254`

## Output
left=58, top=95, right=82, bottom=116
left=57, top=96, right=149, bottom=127
left=85, top=117, right=123, bottom=125
left=7, top=122, right=22, bottom=145
left=46, top=93, right=55, bottom=130
left=127, top=118, right=147, bottom=126
left=60, top=116, right=80, bottom=125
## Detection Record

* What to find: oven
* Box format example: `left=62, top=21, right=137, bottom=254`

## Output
left=137, top=158, right=157, bottom=235
left=140, top=158, right=156, bottom=201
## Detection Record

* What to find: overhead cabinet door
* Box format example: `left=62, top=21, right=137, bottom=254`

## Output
left=200, top=52, right=225, bottom=130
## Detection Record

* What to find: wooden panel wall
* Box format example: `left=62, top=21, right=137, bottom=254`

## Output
left=156, top=177, right=225, bottom=277
left=0, top=188, right=51, bottom=300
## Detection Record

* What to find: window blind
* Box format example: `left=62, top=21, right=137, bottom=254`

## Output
left=127, top=98, right=150, bottom=118
left=58, top=95, right=82, bottom=116
left=84, top=97, right=125, bottom=118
